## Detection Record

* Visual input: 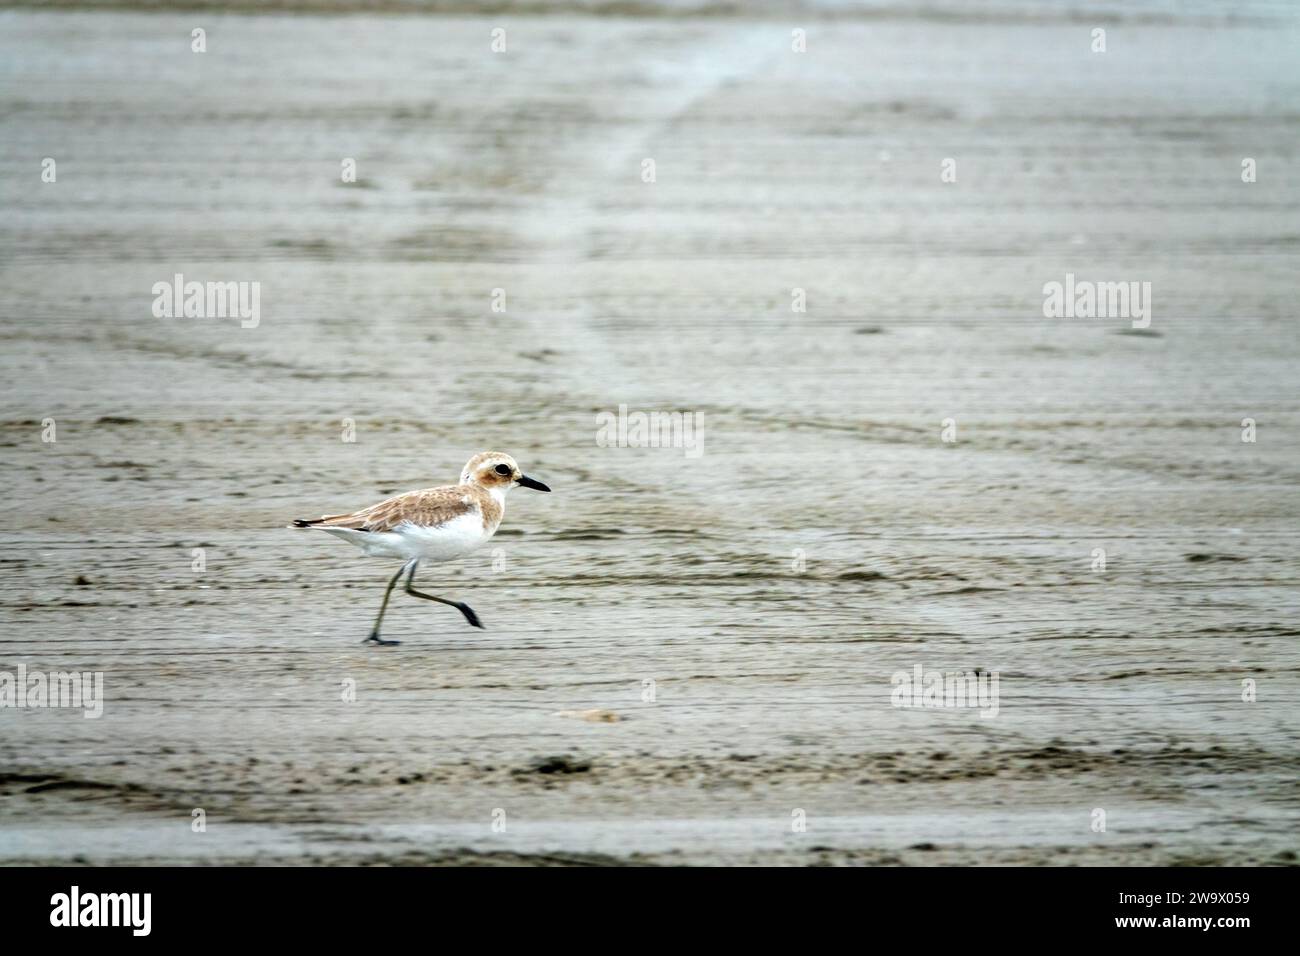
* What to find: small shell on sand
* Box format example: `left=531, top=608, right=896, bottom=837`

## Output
left=553, top=709, right=622, bottom=723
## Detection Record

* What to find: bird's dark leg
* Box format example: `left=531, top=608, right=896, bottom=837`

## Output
left=365, top=559, right=415, bottom=645
left=404, top=562, right=484, bottom=629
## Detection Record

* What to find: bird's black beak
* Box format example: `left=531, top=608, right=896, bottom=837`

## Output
left=517, top=474, right=551, bottom=492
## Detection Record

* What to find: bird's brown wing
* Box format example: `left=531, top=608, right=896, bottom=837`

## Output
left=292, top=486, right=477, bottom=532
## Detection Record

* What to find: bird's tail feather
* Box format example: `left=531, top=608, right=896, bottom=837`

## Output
left=289, top=513, right=371, bottom=530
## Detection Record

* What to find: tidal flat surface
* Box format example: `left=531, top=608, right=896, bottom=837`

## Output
left=0, top=2, right=1298, bottom=864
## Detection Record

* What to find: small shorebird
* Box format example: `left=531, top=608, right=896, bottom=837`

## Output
left=290, top=451, right=551, bottom=645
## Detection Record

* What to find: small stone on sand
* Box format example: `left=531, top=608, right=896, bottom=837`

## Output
left=554, top=709, right=622, bottom=723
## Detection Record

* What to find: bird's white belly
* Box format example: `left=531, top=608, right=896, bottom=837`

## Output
left=326, top=513, right=492, bottom=561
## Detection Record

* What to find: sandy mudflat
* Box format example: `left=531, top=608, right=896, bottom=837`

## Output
left=0, top=2, right=1298, bottom=865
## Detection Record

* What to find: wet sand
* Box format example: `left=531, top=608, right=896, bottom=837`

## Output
left=1, top=3, right=1298, bottom=865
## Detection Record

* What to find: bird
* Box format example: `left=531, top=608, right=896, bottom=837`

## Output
left=290, top=451, right=551, bottom=645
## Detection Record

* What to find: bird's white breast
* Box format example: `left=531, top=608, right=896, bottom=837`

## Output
left=390, top=512, right=492, bottom=560
left=323, top=512, right=492, bottom=561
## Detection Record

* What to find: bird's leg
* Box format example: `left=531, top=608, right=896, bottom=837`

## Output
left=365, top=559, right=415, bottom=645
left=404, top=562, right=485, bottom=629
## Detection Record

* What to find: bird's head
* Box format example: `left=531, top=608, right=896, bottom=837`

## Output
left=460, top=452, right=551, bottom=494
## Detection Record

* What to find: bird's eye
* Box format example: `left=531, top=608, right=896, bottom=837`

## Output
left=494, top=464, right=512, bottom=476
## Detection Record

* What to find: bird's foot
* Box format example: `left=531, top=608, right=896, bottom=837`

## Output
left=457, top=603, right=485, bottom=629
left=364, top=634, right=402, bottom=646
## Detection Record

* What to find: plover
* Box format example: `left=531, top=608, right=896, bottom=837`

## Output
left=291, top=451, right=551, bottom=645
